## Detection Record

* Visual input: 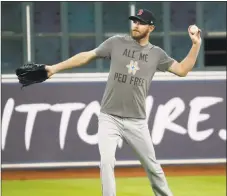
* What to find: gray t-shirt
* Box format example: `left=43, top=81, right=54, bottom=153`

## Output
left=95, top=35, right=175, bottom=119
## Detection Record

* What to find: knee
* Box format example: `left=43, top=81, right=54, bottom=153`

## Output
left=100, top=156, right=115, bottom=168
left=145, top=161, right=164, bottom=175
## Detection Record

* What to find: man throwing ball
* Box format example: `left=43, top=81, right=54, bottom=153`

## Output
left=45, top=8, right=201, bottom=196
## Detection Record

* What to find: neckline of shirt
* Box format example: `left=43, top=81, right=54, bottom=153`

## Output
left=130, top=36, right=153, bottom=49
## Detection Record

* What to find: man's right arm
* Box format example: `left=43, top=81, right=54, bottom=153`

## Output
left=46, top=35, right=117, bottom=77
left=46, top=49, right=97, bottom=77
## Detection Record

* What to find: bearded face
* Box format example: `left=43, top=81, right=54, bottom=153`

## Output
left=131, top=20, right=151, bottom=40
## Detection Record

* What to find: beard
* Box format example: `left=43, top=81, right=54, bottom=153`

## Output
left=131, top=29, right=149, bottom=41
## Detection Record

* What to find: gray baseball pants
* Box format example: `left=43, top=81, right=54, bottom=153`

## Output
left=98, top=112, right=173, bottom=196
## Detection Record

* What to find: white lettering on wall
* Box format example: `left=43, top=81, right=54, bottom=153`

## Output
left=1, top=95, right=226, bottom=151
left=152, top=97, right=187, bottom=145
left=1, top=98, right=14, bottom=150
left=77, top=101, right=100, bottom=145
left=15, top=104, right=51, bottom=151
left=188, top=97, right=223, bottom=141
left=219, top=129, right=226, bottom=140
left=50, top=103, right=85, bottom=149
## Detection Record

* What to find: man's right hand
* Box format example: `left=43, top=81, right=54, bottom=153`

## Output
left=45, top=65, right=55, bottom=78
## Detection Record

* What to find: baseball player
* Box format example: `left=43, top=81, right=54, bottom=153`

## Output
left=45, top=8, right=201, bottom=196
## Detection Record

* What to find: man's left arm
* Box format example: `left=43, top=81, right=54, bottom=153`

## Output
left=168, top=25, right=202, bottom=77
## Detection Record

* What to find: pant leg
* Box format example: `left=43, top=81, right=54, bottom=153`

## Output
left=98, top=113, right=123, bottom=196
left=122, top=118, right=173, bottom=196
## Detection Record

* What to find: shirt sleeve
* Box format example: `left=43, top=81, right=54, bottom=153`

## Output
left=157, top=48, right=175, bottom=72
left=94, top=36, right=117, bottom=59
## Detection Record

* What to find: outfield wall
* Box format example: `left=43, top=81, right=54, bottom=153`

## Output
left=1, top=71, right=226, bottom=169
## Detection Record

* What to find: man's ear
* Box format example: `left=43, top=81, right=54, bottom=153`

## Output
left=149, top=25, right=155, bottom=32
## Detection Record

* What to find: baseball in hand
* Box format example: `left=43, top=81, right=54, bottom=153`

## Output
left=189, top=25, right=199, bottom=34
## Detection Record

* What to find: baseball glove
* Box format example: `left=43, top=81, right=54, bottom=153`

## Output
left=15, top=63, right=48, bottom=88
